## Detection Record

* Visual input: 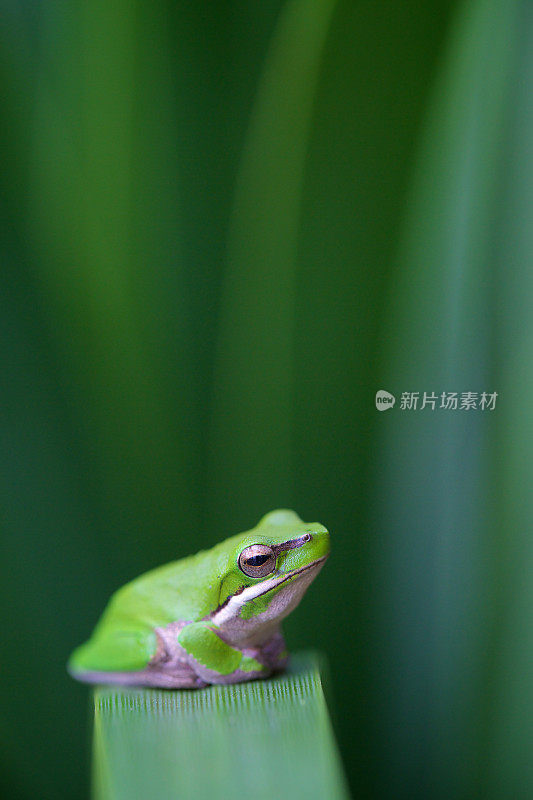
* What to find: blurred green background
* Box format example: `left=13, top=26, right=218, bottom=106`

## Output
left=1, top=0, right=532, bottom=797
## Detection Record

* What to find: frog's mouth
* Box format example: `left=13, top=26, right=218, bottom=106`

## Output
left=258, top=554, right=329, bottom=596
left=211, top=555, right=328, bottom=627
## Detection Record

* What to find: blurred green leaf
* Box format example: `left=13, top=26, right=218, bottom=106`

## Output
left=27, top=1, right=198, bottom=554
left=207, top=0, right=337, bottom=530
left=373, top=0, right=523, bottom=797
left=480, top=4, right=533, bottom=797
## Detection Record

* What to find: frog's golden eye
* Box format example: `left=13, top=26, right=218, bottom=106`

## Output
left=238, top=544, right=276, bottom=578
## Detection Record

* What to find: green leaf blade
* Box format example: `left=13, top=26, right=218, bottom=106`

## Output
left=92, top=651, right=350, bottom=800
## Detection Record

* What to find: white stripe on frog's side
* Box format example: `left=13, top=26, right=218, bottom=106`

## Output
left=209, top=555, right=328, bottom=629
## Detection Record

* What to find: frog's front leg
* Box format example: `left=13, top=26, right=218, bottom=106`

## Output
left=177, top=622, right=270, bottom=685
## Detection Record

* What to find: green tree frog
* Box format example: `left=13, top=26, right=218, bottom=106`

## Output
left=68, top=510, right=329, bottom=688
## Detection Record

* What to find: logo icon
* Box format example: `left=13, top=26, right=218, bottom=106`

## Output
left=375, top=390, right=395, bottom=411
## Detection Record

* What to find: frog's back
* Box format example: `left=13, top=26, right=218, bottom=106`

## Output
left=99, top=549, right=222, bottom=629
left=68, top=549, right=222, bottom=676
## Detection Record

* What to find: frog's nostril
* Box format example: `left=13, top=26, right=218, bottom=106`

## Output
left=303, top=533, right=312, bottom=543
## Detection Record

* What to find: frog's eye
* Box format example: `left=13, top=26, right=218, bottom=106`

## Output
left=238, top=544, right=276, bottom=578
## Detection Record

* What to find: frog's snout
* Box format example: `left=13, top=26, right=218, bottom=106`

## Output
left=307, top=526, right=330, bottom=560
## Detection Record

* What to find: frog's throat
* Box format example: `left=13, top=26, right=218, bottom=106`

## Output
left=210, top=554, right=328, bottom=628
